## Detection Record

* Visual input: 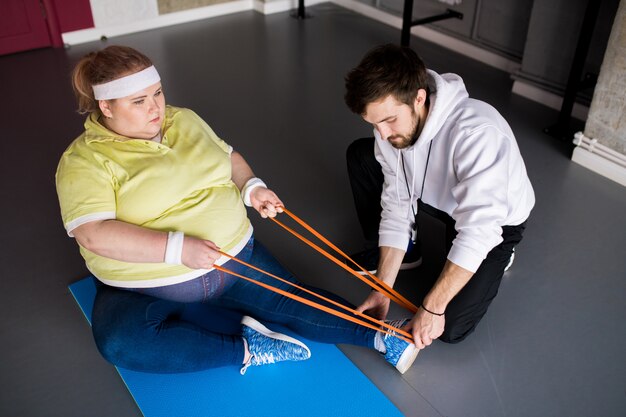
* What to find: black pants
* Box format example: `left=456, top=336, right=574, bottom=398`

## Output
left=346, top=137, right=527, bottom=343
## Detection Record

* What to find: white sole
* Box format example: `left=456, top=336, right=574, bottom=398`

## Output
left=395, top=344, right=419, bottom=374
left=241, top=316, right=311, bottom=357
left=399, top=258, right=422, bottom=270
left=504, top=251, right=515, bottom=272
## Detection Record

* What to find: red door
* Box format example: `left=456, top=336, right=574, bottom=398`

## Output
left=0, top=0, right=53, bottom=55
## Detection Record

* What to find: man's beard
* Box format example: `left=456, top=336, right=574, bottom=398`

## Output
left=388, top=111, right=420, bottom=149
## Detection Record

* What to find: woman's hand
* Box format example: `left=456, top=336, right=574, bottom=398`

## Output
left=181, top=236, right=221, bottom=269
left=249, top=187, right=284, bottom=218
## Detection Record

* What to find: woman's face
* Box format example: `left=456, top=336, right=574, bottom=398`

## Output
left=99, top=82, right=165, bottom=140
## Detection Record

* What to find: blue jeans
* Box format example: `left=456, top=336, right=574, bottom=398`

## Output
left=92, top=238, right=376, bottom=373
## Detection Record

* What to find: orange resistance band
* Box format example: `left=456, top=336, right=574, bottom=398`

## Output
left=215, top=252, right=413, bottom=343
left=274, top=208, right=419, bottom=314
left=213, top=207, right=417, bottom=344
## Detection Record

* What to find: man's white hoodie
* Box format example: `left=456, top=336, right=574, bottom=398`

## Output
left=375, top=70, right=535, bottom=273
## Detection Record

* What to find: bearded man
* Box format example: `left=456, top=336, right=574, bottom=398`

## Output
left=344, top=44, right=535, bottom=350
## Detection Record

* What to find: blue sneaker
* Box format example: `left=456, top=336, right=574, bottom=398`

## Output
left=240, top=316, right=311, bottom=375
left=382, top=319, right=419, bottom=374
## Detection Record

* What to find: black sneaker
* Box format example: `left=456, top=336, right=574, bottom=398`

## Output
left=346, top=244, right=422, bottom=275
left=345, top=247, right=379, bottom=274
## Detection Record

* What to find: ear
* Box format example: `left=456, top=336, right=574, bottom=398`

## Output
left=98, top=100, right=113, bottom=118
left=414, top=89, right=427, bottom=108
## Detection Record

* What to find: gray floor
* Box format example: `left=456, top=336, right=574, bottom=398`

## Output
left=1, top=4, right=625, bottom=417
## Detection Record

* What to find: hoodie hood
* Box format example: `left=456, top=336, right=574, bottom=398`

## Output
left=413, top=70, right=469, bottom=150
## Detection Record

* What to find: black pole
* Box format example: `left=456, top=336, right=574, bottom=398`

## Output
left=297, top=0, right=305, bottom=19
left=545, top=0, right=601, bottom=140
left=401, top=0, right=415, bottom=47
left=401, top=3, right=462, bottom=47
left=291, top=0, right=309, bottom=19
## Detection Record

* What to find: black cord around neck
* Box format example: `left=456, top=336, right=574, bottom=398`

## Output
left=400, top=140, right=433, bottom=219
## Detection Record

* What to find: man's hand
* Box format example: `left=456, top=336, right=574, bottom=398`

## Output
left=407, top=259, right=473, bottom=349
left=355, top=291, right=391, bottom=320
left=181, top=236, right=221, bottom=269
left=250, top=187, right=284, bottom=218
left=355, top=246, right=404, bottom=320
left=407, top=308, right=445, bottom=349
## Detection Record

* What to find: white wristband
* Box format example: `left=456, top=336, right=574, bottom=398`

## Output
left=242, top=177, right=267, bottom=207
left=164, top=231, right=184, bottom=264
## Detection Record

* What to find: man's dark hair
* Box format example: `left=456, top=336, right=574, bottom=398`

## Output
left=344, top=44, right=429, bottom=115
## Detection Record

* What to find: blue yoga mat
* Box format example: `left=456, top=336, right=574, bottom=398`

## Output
left=69, top=277, right=403, bottom=417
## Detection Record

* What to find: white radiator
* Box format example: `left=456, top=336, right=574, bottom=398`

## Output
left=572, top=132, right=626, bottom=187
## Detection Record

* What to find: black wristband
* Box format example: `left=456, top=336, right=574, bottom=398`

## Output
left=420, top=304, right=444, bottom=316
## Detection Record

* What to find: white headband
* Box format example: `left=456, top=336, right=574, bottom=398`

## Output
left=92, top=65, right=161, bottom=100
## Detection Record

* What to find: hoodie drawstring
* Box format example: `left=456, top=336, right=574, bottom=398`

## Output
left=400, top=141, right=434, bottom=222
left=395, top=150, right=402, bottom=210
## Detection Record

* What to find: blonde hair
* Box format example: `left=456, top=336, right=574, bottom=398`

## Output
left=71, top=45, right=153, bottom=114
